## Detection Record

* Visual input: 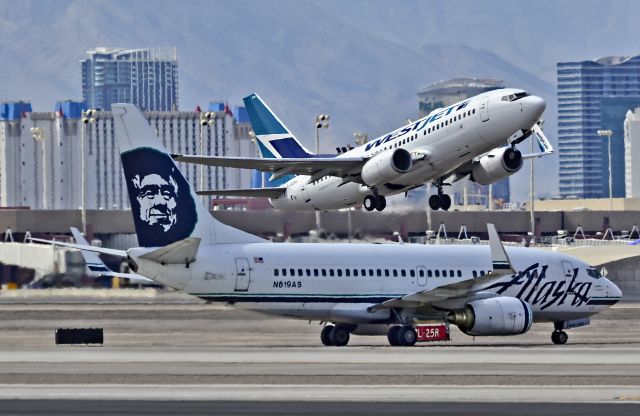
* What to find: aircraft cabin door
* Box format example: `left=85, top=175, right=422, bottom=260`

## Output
left=479, top=98, right=489, bottom=122
left=234, top=257, right=251, bottom=291
left=416, top=266, right=427, bottom=287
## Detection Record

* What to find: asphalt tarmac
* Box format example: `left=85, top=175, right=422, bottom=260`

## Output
left=0, top=294, right=638, bottom=415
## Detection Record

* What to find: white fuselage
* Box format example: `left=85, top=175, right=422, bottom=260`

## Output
left=130, top=242, right=621, bottom=324
left=270, top=88, right=545, bottom=210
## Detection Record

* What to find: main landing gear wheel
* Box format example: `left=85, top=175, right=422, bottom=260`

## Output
left=551, top=330, right=568, bottom=345
left=387, top=325, right=417, bottom=347
left=321, top=325, right=350, bottom=346
left=428, top=194, right=451, bottom=211
left=321, top=325, right=334, bottom=346
left=364, top=195, right=387, bottom=212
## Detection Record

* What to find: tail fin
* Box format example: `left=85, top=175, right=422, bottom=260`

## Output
left=70, top=227, right=111, bottom=274
left=112, top=103, right=264, bottom=247
left=243, top=93, right=314, bottom=159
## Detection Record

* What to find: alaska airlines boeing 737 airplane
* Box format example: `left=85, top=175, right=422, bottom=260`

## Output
left=34, top=104, right=620, bottom=347
left=175, top=89, right=553, bottom=211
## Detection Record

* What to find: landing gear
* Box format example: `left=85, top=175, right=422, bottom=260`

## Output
left=551, top=322, right=568, bottom=344
left=320, top=325, right=350, bottom=346
left=551, top=330, right=568, bottom=345
left=363, top=195, right=386, bottom=212
left=429, top=179, right=451, bottom=211
left=387, top=325, right=417, bottom=347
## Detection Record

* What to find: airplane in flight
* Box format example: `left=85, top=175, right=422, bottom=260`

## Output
left=34, top=103, right=620, bottom=347
left=175, top=89, right=553, bottom=211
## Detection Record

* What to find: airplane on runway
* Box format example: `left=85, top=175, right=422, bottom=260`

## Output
left=32, top=227, right=156, bottom=287
left=174, top=90, right=553, bottom=212
left=33, top=103, right=620, bottom=347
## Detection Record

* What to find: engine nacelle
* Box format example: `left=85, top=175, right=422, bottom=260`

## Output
left=447, top=296, right=533, bottom=336
left=470, top=147, right=523, bottom=185
left=361, top=148, right=412, bottom=187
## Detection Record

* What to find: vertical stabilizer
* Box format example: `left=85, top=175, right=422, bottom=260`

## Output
left=112, top=103, right=264, bottom=247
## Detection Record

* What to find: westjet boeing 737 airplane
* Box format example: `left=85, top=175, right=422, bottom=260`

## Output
left=35, top=103, right=620, bottom=347
left=175, top=89, right=553, bottom=211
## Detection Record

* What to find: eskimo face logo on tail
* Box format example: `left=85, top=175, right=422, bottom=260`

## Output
left=121, top=148, right=198, bottom=247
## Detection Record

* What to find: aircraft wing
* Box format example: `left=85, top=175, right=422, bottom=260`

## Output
left=370, top=224, right=514, bottom=311
left=173, top=154, right=365, bottom=178
left=196, top=188, right=286, bottom=198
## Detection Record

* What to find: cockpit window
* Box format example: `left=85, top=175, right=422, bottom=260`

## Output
left=586, top=267, right=602, bottom=279
left=501, top=92, right=530, bottom=102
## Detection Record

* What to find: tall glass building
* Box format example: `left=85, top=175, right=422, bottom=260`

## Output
left=557, top=55, right=640, bottom=199
left=81, top=47, right=179, bottom=112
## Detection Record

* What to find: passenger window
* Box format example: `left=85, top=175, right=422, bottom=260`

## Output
left=283, top=269, right=287, bottom=277
left=410, top=270, right=415, bottom=277
left=457, top=270, right=462, bottom=277
left=428, top=270, right=433, bottom=277
left=290, top=268, right=295, bottom=276
left=401, top=270, right=406, bottom=277
left=480, top=270, right=485, bottom=276
left=418, top=270, right=424, bottom=277
left=377, top=269, right=382, bottom=277
left=392, top=270, right=398, bottom=277
left=322, top=269, right=327, bottom=277
left=329, top=269, right=334, bottom=277
left=384, top=269, right=389, bottom=277
left=353, top=269, right=358, bottom=277
left=345, top=269, right=350, bottom=277
left=472, top=109, right=476, bottom=114
left=435, top=270, right=440, bottom=277
left=314, top=269, right=319, bottom=277
left=449, top=270, right=454, bottom=277
left=445, top=120, right=448, bottom=125
left=274, top=269, right=279, bottom=277
left=441, top=270, right=446, bottom=277
left=361, top=269, right=366, bottom=276
left=369, top=269, right=374, bottom=276
left=337, top=269, right=342, bottom=277
left=472, top=270, right=477, bottom=278
left=298, top=269, right=303, bottom=276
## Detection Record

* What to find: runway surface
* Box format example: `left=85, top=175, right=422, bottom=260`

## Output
left=0, top=296, right=638, bottom=414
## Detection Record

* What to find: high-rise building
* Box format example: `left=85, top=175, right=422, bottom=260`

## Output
left=0, top=101, right=256, bottom=210
left=81, top=47, right=179, bottom=112
left=557, top=55, right=640, bottom=199
left=416, top=78, right=510, bottom=207
left=624, top=108, right=640, bottom=198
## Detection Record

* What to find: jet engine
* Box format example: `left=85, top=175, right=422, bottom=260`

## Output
left=361, top=148, right=412, bottom=187
left=470, top=147, right=523, bottom=185
left=447, top=296, right=532, bottom=336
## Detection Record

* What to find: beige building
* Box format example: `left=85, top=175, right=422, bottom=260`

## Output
left=624, top=108, right=640, bottom=198
left=0, top=105, right=256, bottom=210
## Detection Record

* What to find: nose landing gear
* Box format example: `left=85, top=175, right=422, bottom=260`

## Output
left=551, top=322, right=568, bottom=345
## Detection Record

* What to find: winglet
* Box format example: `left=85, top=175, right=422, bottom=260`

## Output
left=487, top=223, right=515, bottom=275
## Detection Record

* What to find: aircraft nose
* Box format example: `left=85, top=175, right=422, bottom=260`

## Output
left=524, top=95, right=546, bottom=120
left=609, top=279, right=623, bottom=300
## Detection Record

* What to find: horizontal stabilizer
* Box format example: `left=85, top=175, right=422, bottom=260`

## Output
left=139, top=237, right=200, bottom=265
left=196, top=188, right=286, bottom=198
left=29, top=238, right=127, bottom=258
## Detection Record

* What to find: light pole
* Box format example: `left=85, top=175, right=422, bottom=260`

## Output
left=30, top=127, right=47, bottom=209
left=81, top=109, right=97, bottom=235
left=200, top=111, right=215, bottom=204
left=314, top=114, right=330, bottom=233
left=597, top=129, right=614, bottom=211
